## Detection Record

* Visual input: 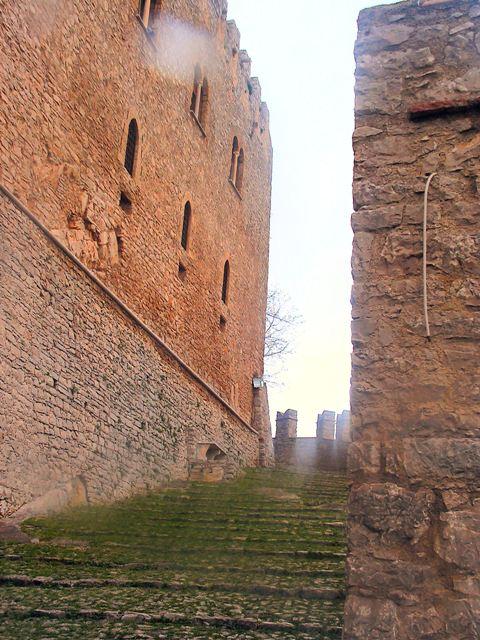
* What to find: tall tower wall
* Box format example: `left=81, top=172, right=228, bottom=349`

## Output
left=0, top=0, right=272, bottom=422
left=0, top=0, right=272, bottom=516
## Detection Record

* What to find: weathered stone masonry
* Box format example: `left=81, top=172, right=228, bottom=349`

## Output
left=0, top=0, right=272, bottom=421
left=348, top=1, right=480, bottom=637
left=0, top=0, right=274, bottom=515
left=0, top=190, right=259, bottom=517
left=273, top=409, right=351, bottom=470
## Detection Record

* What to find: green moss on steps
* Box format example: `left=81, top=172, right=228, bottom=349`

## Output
left=0, top=469, right=347, bottom=639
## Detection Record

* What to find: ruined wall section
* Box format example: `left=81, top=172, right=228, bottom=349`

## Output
left=274, top=410, right=350, bottom=471
left=316, top=410, right=336, bottom=440
left=348, top=1, right=480, bottom=637
left=0, top=0, right=272, bottom=421
left=0, top=192, right=259, bottom=518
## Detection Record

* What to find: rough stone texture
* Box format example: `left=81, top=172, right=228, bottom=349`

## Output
left=349, top=0, right=480, bottom=637
left=0, top=0, right=272, bottom=422
left=0, top=469, right=348, bottom=639
left=336, top=410, right=352, bottom=443
left=274, top=409, right=299, bottom=440
left=316, top=411, right=336, bottom=441
left=274, top=410, right=351, bottom=471
left=0, top=193, right=259, bottom=516
left=253, top=385, right=275, bottom=467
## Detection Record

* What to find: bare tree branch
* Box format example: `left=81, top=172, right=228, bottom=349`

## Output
left=264, top=289, right=302, bottom=383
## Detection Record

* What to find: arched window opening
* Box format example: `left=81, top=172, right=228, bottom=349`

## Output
left=236, top=148, right=245, bottom=192
left=119, top=192, right=132, bottom=214
left=229, top=137, right=239, bottom=182
left=124, top=119, right=139, bottom=177
left=222, top=260, right=230, bottom=304
left=181, top=201, right=191, bottom=250
left=206, top=444, right=227, bottom=462
left=139, top=0, right=159, bottom=30
left=190, top=66, right=208, bottom=128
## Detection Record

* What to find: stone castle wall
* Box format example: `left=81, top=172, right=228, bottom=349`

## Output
left=348, top=0, right=480, bottom=637
left=0, top=190, right=260, bottom=517
left=0, top=0, right=272, bottom=421
left=274, top=409, right=351, bottom=471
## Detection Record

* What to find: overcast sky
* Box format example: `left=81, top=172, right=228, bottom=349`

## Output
left=227, top=0, right=399, bottom=436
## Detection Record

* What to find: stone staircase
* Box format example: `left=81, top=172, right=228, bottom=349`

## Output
left=0, top=469, right=347, bottom=639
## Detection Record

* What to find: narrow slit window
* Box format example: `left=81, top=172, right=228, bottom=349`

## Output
left=190, top=66, right=208, bottom=128
left=229, top=137, right=239, bottom=182
left=222, top=260, right=230, bottom=304
left=229, top=138, right=244, bottom=193
left=190, top=65, right=202, bottom=114
left=199, top=78, right=208, bottom=126
left=236, top=148, right=245, bottom=192
left=181, top=201, right=191, bottom=250
left=124, top=119, right=139, bottom=177
left=139, top=0, right=159, bottom=29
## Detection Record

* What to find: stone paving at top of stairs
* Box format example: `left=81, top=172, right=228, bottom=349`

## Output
left=0, top=468, right=347, bottom=639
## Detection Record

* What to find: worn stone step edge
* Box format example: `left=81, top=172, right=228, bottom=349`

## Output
left=167, top=480, right=347, bottom=489
left=161, top=491, right=348, bottom=500
left=159, top=493, right=347, bottom=501
left=125, top=515, right=346, bottom=526
left=25, top=510, right=346, bottom=524
left=114, top=499, right=346, bottom=506
left=129, top=501, right=347, bottom=510
left=0, top=606, right=343, bottom=635
left=0, top=575, right=345, bottom=601
left=66, top=516, right=346, bottom=528
left=145, top=483, right=347, bottom=491
left=31, top=530, right=346, bottom=546
left=87, top=542, right=347, bottom=559
left=37, top=516, right=346, bottom=535
left=1, top=554, right=345, bottom=577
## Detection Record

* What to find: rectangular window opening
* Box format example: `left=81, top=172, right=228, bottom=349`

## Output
left=178, top=262, right=187, bottom=281
left=119, top=192, right=132, bottom=214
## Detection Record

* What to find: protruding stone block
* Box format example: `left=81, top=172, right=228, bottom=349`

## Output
left=336, top=410, right=352, bottom=443
left=418, top=0, right=453, bottom=6
left=316, top=410, right=336, bottom=441
left=275, top=409, right=298, bottom=440
left=273, top=409, right=350, bottom=470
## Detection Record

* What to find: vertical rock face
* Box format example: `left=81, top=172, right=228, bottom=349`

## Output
left=349, top=0, right=480, bottom=637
